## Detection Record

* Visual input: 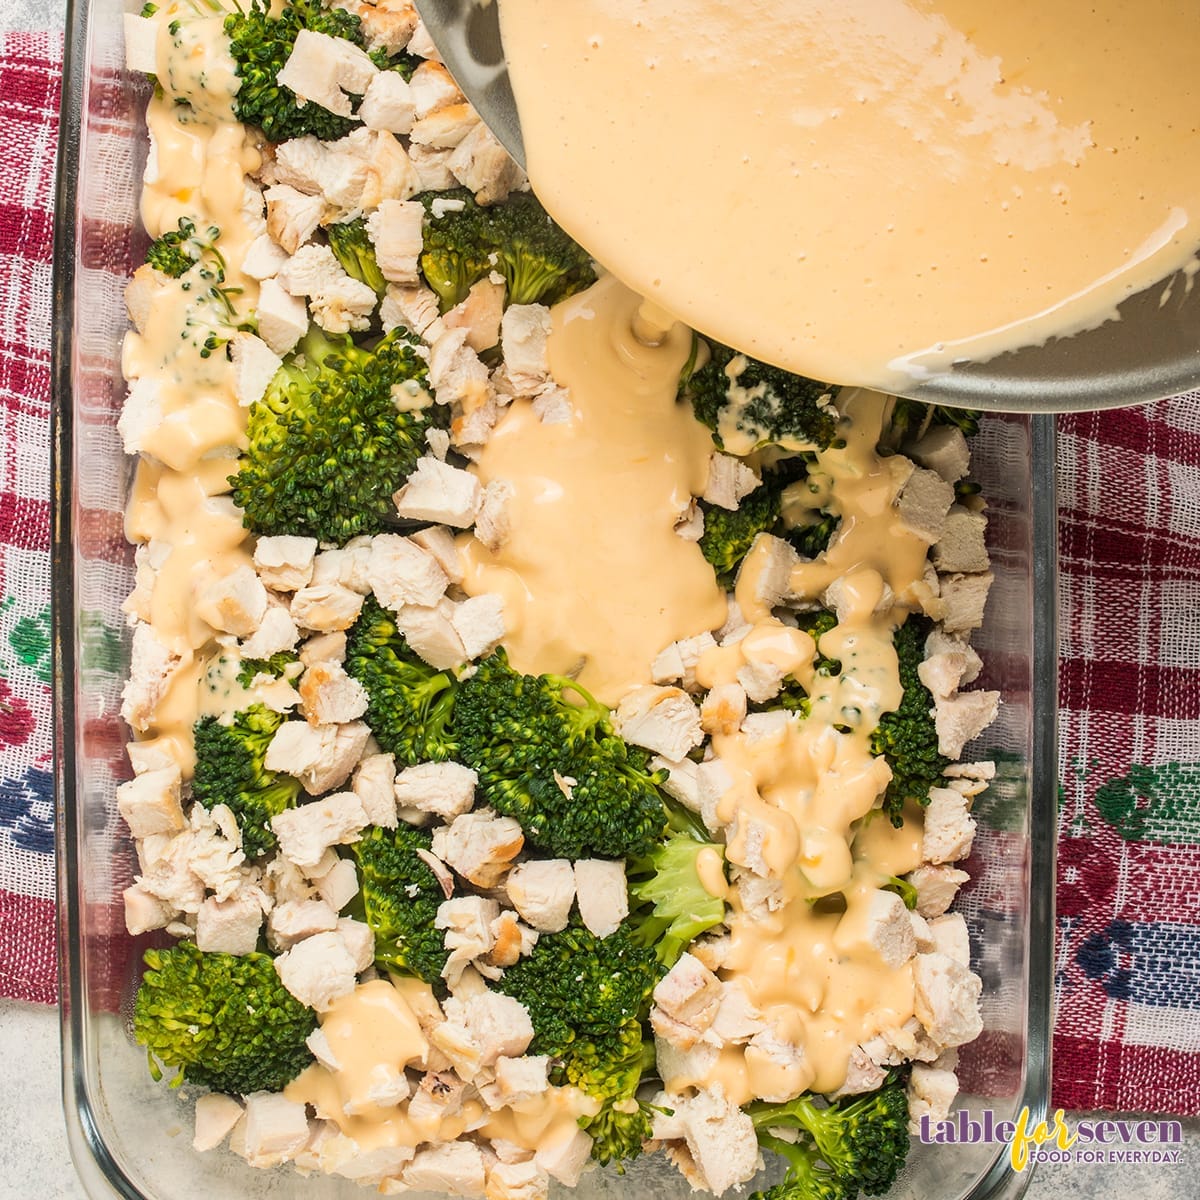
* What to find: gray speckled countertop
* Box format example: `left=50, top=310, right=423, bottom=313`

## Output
left=3, top=998, right=1195, bottom=1200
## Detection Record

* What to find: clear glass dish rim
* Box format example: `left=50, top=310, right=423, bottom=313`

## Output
left=48, top=2, right=1060, bottom=1197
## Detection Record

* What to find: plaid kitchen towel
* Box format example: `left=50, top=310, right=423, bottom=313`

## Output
left=1, top=24, right=1199, bottom=1113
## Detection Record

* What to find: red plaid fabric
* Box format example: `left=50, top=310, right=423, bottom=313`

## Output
left=2, top=29, right=1199, bottom=1113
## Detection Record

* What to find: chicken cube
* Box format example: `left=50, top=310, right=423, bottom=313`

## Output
left=268, top=898, right=339, bottom=951
left=193, top=1093, right=243, bottom=1153
left=709, top=979, right=767, bottom=1044
left=487, top=1159, right=549, bottom=1200
left=229, top=333, right=282, bottom=410
left=382, top=282, right=441, bottom=337
left=264, top=184, right=325, bottom=256
left=195, top=566, right=268, bottom=638
left=337, top=917, right=376, bottom=973
left=896, top=466, right=955, bottom=544
left=196, top=891, right=265, bottom=956
left=264, top=720, right=370, bottom=796
left=929, top=913, right=972, bottom=966
left=906, top=1060, right=960, bottom=1132
left=910, top=424, right=971, bottom=483
left=651, top=631, right=718, bottom=691
left=298, top=661, right=369, bottom=726
left=394, top=601, right=467, bottom=670
left=291, top=582, right=365, bottom=632
left=359, top=69, right=417, bottom=134
left=827, top=1045, right=889, bottom=1099
left=394, top=761, right=478, bottom=821
left=932, top=505, right=989, bottom=574
left=122, top=13, right=157, bottom=74
left=115, top=766, right=185, bottom=839
left=908, top=864, right=971, bottom=919
left=493, top=1055, right=550, bottom=1105
left=404, top=1141, right=486, bottom=1197
left=393, top=457, right=482, bottom=528
left=367, top=533, right=449, bottom=610
left=278, top=243, right=377, bottom=335
left=504, top=859, right=575, bottom=932
left=254, top=535, right=318, bottom=592
left=922, top=787, right=977, bottom=865
left=274, top=930, right=360, bottom=1012
left=700, top=683, right=749, bottom=736
left=703, top=453, right=760, bottom=510
left=256, top=277, right=309, bottom=356
left=832, top=888, right=917, bottom=969
left=939, top=572, right=994, bottom=634
left=242, top=233, right=291, bottom=281
left=366, top=198, right=425, bottom=284
left=448, top=121, right=526, bottom=205
left=432, top=810, right=524, bottom=888
left=450, top=594, right=506, bottom=661
left=444, top=279, right=506, bottom=353
left=276, top=29, right=378, bottom=119
left=316, top=857, right=359, bottom=912
left=613, top=685, right=704, bottom=761
left=240, top=1092, right=311, bottom=1168
left=498, top=304, right=551, bottom=395
left=740, top=533, right=801, bottom=610
left=123, top=883, right=177, bottom=936
left=353, top=752, right=398, bottom=828
left=437, top=895, right=500, bottom=986
left=268, top=789, right=370, bottom=869
left=474, top=479, right=515, bottom=550
left=534, top=1125, right=593, bottom=1188
left=573, top=858, right=629, bottom=938
left=934, top=689, right=1001, bottom=759
left=654, top=952, right=722, bottom=1026
left=663, top=1087, right=760, bottom=1198
left=240, top=606, right=301, bottom=664
left=913, top=952, right=983, bottom=1048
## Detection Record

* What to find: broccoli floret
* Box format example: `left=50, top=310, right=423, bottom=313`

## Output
left=683, top=341, right=841, bottom=453
left=749, top=1131, right=852, bottom=1200
left=236, top=651, right=298, bottom=689
left=229, top=324, right=433, bottom=543
left=345, top=595, right=458, bottom=766
left=133, top=941, right=316, bottom=1095
left=417, top=189, right=595, bottom=312
left=225, top=0, right=369, bottom=143
left=456, top=649, right=668, bottom=859
left=882, top=874, right=919, bottom=910
left=192, top=704, right=301, bottom=858
left=348, top=824, right=449, bottom=985
left=327, top=218, right=387, bottom=297
left=887, top=399, right=980, bottom=445
left=699, top=482, right=782, bottom=586
left=747, top=1080, right=911, bottom=1199
left=496, top=922, right=662, bottom=1165
left=628, top=829, right=727, bottom=968
left=145, top=217, right=204, bottom=277
left=871, top=616, right=948, bottom=826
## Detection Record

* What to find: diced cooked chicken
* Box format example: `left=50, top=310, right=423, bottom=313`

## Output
left=744, top=1026, right=808, bottom=1102
left=703, top=453, right=761, bottom=510
left=393, top=456, right=482, bottom=528
left=910, top=424, right=971, bottom=483
left=450, top=594, right=506, bottom=661
left=487, top=1159, right=550, bottom=1200
left=394, top=600, right=468, bottom=670
left=404, top=1141, right=486, bottom=1197
left=268, top=898, right=339, bottom=951
left=394, top=761, right=478, bottom=821
left=352, top=752, right=398, bottom=828
left=256, top=277, right=309, bottom=356
left=658, top=1086, right=760, bottom=1198
left=432, top=809, right=524, bottom=888
left=709, top=979, right=767, bottom=1045
left=496, top=304, right=551, bottom=395
left=917, top=645, right=976, bottom=701
left=907, top=864, right=971, bottom=919
left=613, top=685, right=704, bottom=761
left=196, top=890, right=265, bottom=956
left=195, top=566, right=269, bottom=638
left=742, top=533, right=802, bottom=611
left=487, top=910, right=537, bottom=969
left=381, top=282, right=441, bottom=336
left=337, top=916, right=376, bottom=973
left=436, top=895, right=500, bottom=985
left=359, top=68, right=417, bottom=134
left=298, top=632, right=347, bottom=669
left=411, top=103, right=480, bottom=150
left=429, top=325, right=492, bottom=412
left=433, top=989, right=535, bottom=1080
left=367, top=533, right=450, bottom=610
left=533, top=1124, right=593, bottom=1188
left=491, top=1055, right=550, bottom=1106
left=913, top=952, right=983, bottom=1048
left=121, top=621, right=183, bottom=731
left=316, top=857, right=359, bottom=912
left=409, top=61, right=466, bottom=118
left=652, top=631, right=718, bottom=692
left=474, top=479, right=515, bottom=550
left=269, top=789, right=370, bottom=868
left=278, top=243, right=377, bottom=334
left=123, top=883, right=177, bottom=936
left=932, top=505, right=989, bottom=574
left=505, top=859, right=575, bottom=932
left=335, top=0, right=419, bottom=57
left=366, top=198, right=424, bottom=283
left=241, top=605, right=301, bottom=663
left=906, top=1057, right=960, bottom=1132
left=938, top=571, right=994, bottom=634
left=242, top=232, right=291, bottom=281
left=275, top=929, right=360, bottom=1012
left=922, top=787, right=977, bottom=865
left=254, top=535, right=318, bottom=592
left=298, top=661, right=369, bottom=726
left=832, top=888, right=918, bottom=970
left=827, top=1045, right=890, bottom=1099
left=276, top=29, right=378, bottom=119
left=573, top=858, right=629, bottom=938
left=122, top=12, right=157, bottom=74
left=264, top=719, right=369, bottom=796
left=934, top=689, right=1001, bottom=759
left=264, top=184, right=326, bottom=255
left=928, top=913, right=972, bottom=966
left=700, top=682, right=749, bottom=736
left=448, top=121, right=526, bottom=204
left=116, top=766, right=185, bottom=839
left=312, top=537, right=375, bottom=594
left=736, top=658, right=787, bottom=704
left=291, top=581, right=365, bottom=632
left=240, top=1092, right=311, bottom=1169
left=408, top=142, right=458, bottom=192
left=442, top=278, right=506, bottom=354
left=531, top=385, right=572, bottom=425
left=654, top=952, right=723, bottom=1029
left=896, top=466, right=955, bottom=544
left=124, top=263, right=166, bottom=335
left=909, top=909, right=937, bottom=952
left=733, top=869, right=785, bottom=920
left=655, top=1032, right=720, bottom=1092
left=193, top=1093, right=244, bottom=1153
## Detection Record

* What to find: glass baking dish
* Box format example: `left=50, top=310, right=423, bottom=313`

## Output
left=51, top=1, right=1059, bottom=1197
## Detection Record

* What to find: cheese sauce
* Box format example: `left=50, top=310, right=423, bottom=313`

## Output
left=496, top=0, right=1200, bottom=389
left=458, top=274, right=727, bottom=703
